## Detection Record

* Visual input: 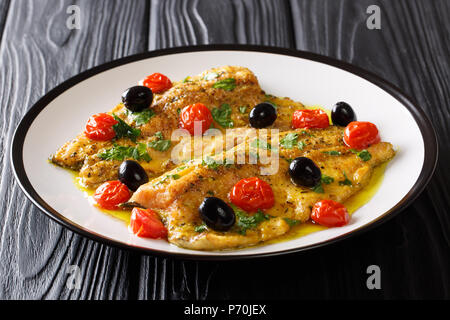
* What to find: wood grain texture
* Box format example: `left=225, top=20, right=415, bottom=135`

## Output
left=0, top=0, right=449, bottom=300
left=0, top=0, right=149, bottom=299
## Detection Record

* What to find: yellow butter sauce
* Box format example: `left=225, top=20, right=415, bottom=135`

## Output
left=71, top=161, right=388, bottom=245
left=71, top=172, right=131, bottom=224
left=266, top=161, right=388, bottom=244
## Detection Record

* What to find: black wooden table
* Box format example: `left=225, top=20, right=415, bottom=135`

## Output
left=0, top=0, right=449, bottom=300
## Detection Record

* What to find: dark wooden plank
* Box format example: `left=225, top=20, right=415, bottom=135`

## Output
left=0, top=0, right=149, bottom=299
left=0, top=0, right=11, bottom=44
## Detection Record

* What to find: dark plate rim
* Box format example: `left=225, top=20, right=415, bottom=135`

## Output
left=10, top=44, right=439, bottom=261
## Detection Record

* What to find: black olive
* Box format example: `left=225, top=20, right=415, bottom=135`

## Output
left=118, top=160, right=149, bottom=191
left=121, top=86, right=153, bottom=112
left=289, top=157, right=321, bottom=187
left=249, top=102, right=277, bottom=128
left=198, top=197, right=236, bottom=231
left=331, top=102, right=356, bottom=126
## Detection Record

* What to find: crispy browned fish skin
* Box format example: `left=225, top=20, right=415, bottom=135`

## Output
left=130, top=128, right=395, bottom=250
left=51, top=66, right=304, bottom=187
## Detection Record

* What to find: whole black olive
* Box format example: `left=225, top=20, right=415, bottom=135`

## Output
left=198, top=197, right=236, bottom=231
left=118, top=160, right=149, bottom=191
left=121, top=86, right=153, bottom=112
left=289, top=157, right=321, bottom=187
left=331, top=102, right=356, bottom=126
left=249, top=102, right=277, bottom=128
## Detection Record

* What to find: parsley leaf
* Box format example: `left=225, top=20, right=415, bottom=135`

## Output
left=148, top=131, right=171, bottom=152
left=350, top=149, right=372, bottom=161
left=280, top=133, right=299, bottom=149
left=125, top=109, right=155, bottom=126
left=182, top=76, right=191, bottom=83
left=283, top=218, right=300, bottom=227
left=112, top=114, right=140, bottom=142
left=202, top=156, right=221, bottom=170
left=322, top=150, right=341, bottom=156
left=321, top=174, right=334, bottom=184
left=311, top=183, right=324, bottom=193
left=251, top=139, right=271, bottom=150
left=211, top=103, right=234, bottom=128
left=194, top=224, right=207, bottom=233
left=98, top=143, right=151, bottom=162
left=300, top=130, right=315, bottom=137
left=154, top=173, right=181, bottom=185
left=298, top=141, right=307, bottom=150
left=233, top=206, right=270, bottom=235
left=212, top=78, right=236, bottom=91
left=339, top=172, right=352, bottom=186
left=239, top=106, right=247, bottom=114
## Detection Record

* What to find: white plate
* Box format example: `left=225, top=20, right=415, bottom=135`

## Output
left=11, top=46, right=438, bottom=260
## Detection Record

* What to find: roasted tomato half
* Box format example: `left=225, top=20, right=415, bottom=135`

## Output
left=93, top=181, right=131, bottom=210
left=142, top=73, right=172, bottom=93
left=292, top=109, right=330, bottom=129
left=230, top=177, right=275, bottom=212
left=311, top=199, right=350, bottom=227
left=130, top=208, right=168, bottom=239
left=343, top=121, right=380, bottom=149
left=179, top=103, right=213, bottom=135
left=84, top=113, right=118, bottom=141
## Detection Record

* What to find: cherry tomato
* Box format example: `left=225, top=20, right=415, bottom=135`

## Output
left=311, top=200, right=350, bottom=227
left=179, top=103, right=213, bottom=135
left=343, top=121, right=380, bottom=149
left=230, top=177, right=275, bottom=212
left=93, top=181, right=131, bottom=210
left=84, top=113, right=118, bottom=141
left=142, top=73, right=172, bottom=93
left=292, top=109, right=330, bottom=129
left=130, top=208, right=168, bottom=239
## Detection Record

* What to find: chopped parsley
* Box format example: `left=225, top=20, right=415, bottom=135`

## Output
left=148, top=131, right=171, bottom=152
left=112, top=114, right=141, bottom=142
left=300, top=130, right=315, bottom=137
left=98, top=143, right=151, bottom=162
left=212, top=78, right=236, bottom=91
left=322, top=150, right=341, bottom=156
left=311, top=183, right=324, bottom=193
left=233, top=206, right=270, bottom=235
left=250, top=139, right=271, bottom=150
left=194, top=224, right=207, bottom=233
left=350, top=149, right=372, bottom=161
left=201, top=156, right=231, bottom=170
left=283, top=218, right=301, bottom=227
left=125, top=109, right=155, bottom=126
left=202, top=156, right=221, bottom=170
left=211, top=103, right=234, bottom=128
left=339, top=172, right=352, bottom=186
left=280, top=133, right=299, bottom=149
left=154, top=173, right=181, bottom=185
left=321, top=174, right=334, bottom=184
left=182, top=76, right=191, bottom=83
left=239, top=106, right=247, bottom=114
left=298, top=141, right=307, bottom=150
